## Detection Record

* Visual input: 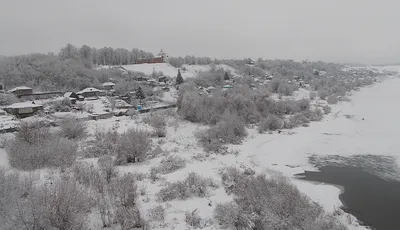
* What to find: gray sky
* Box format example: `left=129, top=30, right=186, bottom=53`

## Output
left=0, top=0, right=399, bottom=64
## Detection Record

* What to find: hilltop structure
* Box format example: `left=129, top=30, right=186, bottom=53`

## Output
left=136, top=49, right=168, bottom=64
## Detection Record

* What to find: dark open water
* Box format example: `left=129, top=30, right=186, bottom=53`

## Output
left=296, top=155, right=400, bottom=230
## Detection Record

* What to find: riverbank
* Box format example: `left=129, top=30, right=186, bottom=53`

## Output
left=235, top=74, right=400, bottom=229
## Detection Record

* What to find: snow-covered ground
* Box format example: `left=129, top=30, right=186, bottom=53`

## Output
left=1, top=66, right=399, bottom=229
left=99, top=63, right=242, bottom=79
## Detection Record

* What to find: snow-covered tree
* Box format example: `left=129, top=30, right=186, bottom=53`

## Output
left=176, top=69, right=184, bottom=85
left=59, top=43, right=79, bottom=60
left=224, top=72, right=230, bottom=81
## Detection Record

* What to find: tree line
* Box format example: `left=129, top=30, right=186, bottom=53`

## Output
left=60, top=43, right=155, bottom=66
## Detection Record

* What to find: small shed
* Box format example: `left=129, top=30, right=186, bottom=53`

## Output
left=77, top=87, right=101, bottom=99
left=101, top=82, right=116, bottom=91
left=8, top=86, right=33, bottom=97
left=64, top=92, right=79, bottom=100
left=4, top=102, right=43, bottom=118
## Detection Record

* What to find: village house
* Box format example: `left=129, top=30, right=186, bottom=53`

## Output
left=8, top=86, right=33, bottom=97
left=4, top=102, right=43, bottom=118
left=20, top=91, right=63, bottom=101
left=101, top=82, right=116, bottom=91
left=77, top=87, right=101, bottom=99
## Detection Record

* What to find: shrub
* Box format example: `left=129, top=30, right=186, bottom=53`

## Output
left=285, top=113, right=310, bottom=129
left=110, top=174, right=138, bottom=208
left=8, top=134, right=77, bottom=171
left=50, top=100, right=71, bottom=112
left=196, top=112, right=247, bottom=152
left=220, top=167, right=249, bottom=195
left=98, top=156, right=118, bottom=183
left=0, top=171, right=93, bottom=230
left=147, top=205, right=165, bottom=222
left=72, top=162, right=105, bottom=193
left=214, top=171, right=344, bottom=230
left=323, top=105, right=332, bottom=114
left=115, top=206, right=143, bottom=230
left=149, top=167, right=160, bottom=182
left=309, top=91, right=317, bottom=100
left=16, top=120, right=51, bottom=144
left=115, top=128, right=151, bottom=165
left=327, top=95, right=339, bottom=104
left=59, top=116, right=87, bottom=140
left=298, top=99, right=311, bottom=111
left=185, top=209, right=202, bottom=228
left=144, top=113, right=167, bottom=137
left=318, top=89, right=329, bottom=100
left=154, top=155, right=186, bottom=174
left=85, top=128, right=119, bottom=158
left=213, top=202, right=240, bottom=229
left=258, top=115, right=284, bottom=133
left=156, top=172, right=217, bottom=201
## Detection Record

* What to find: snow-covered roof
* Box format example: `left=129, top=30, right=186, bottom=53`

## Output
left=77, top=87, right=100, bottom=94
left=8, top=86, right=32, bottom=92
left=101, top=82, right=116, bottom=86
left=63, top=92, right=75, bottom=98
left=6, top=102, right=43, bottom=109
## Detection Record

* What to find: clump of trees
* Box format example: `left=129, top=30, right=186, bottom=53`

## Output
left=85, top=127, right=151, bottom=165
left=177, top=83, right=323, bottom=152
left=168, top=56, right=213, bottom=68
left=7, top=120, right=78, bottom=170
left=156, top=172, right=218, bottom=202
left=214, top=167, right=348, bottom=230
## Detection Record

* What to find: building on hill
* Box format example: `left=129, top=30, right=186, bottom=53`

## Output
left=101, top=82, right=116, bottom=91
left=8, top=86, right=33, bottom=97
left=136, top=49, right=168, bottom=64
left=20, top=91, right=63, bottom=100
left=4, top=102, right=43, bottom=118
left=77, top=87, right=101, bottom=99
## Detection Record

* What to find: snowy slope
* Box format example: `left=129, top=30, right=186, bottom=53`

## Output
left=99, top=63, right=241, bottom=79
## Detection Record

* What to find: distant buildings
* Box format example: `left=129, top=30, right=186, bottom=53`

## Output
left=136, top=49, right=168, bottom=64
left=101, top=82, right=116, bottom=91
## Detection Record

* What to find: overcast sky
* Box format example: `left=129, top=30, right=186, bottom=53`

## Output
left=0, top=0, right=399, bottom=64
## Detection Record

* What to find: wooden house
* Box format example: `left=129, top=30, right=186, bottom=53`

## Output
left=4, top=102, right=43, bottom=118
left=77, top=87, right=101, bottom=99
left=8, top=86, right=33, bottom=97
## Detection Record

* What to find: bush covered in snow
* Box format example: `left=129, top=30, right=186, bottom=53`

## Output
left=0, top=169, right=93, bottom=230
left=115, top=128, right=151, bottom=165
left=258, top=115, right=284, bottom=133
left=215, top=168, right=348, bottom=230
left=85, top=128, right=119, bottom=158
left=156, top=172, right=218, bottom=201
left=323, top=105, right=332, bottom=114
left=270, top=78, right=298, bottom=96
left=153, top=155, right=186, bottom=174
left=98, top=156, right=118, bottom=183
left=7, top=121, right=77, bottom=170
left=59, top=116, right=87, bottom=140
left=143, top=113, right=167, bottom=137
left=50, top=98, right=72, bottom=112
left=185, top=209, right=203, bottom=228
left=327, top=95, right=339, bottom=104
left=147, top=205, right=166, bottom=222
left=196, top=112, right=247, bottom=152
